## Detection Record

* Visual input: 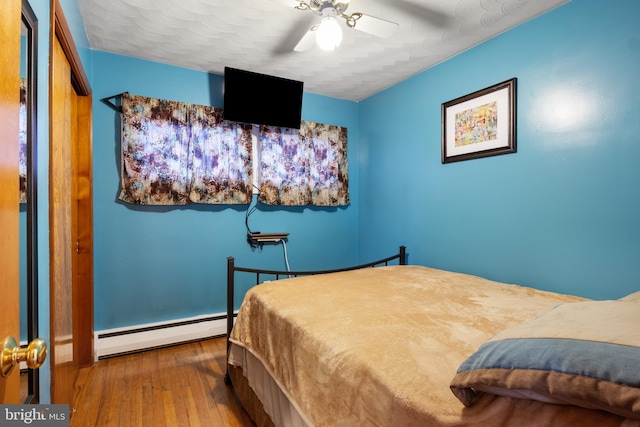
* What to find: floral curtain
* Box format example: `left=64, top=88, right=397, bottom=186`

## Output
left=259, top=121, right=349, bottom=206
left=119, top=93, right=253, bottom=205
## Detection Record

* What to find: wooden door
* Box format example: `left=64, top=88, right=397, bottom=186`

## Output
left=0, top=0, right=22, bottom=405
left=49, top=0, right=94, bottom=405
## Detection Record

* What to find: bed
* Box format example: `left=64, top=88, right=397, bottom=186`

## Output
left=225, top=246, right=640, bottom=426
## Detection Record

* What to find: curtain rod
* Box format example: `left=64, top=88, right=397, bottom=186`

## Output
left=100, top=92, right=127, bottom=113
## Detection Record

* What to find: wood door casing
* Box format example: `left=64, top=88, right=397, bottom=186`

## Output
left=0, top=0, right=21, bottom=404
left=50, top=35, right=75, bottom=404
left=51, top=4, right=94, bottom=370
left=49, top=0, right=94, bottom=405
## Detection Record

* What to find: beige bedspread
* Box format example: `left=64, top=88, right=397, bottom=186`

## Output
left=229, top=265, right=635, bottom=426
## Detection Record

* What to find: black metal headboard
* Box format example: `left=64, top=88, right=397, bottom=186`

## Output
left=226, top=246, right=406, bottom=344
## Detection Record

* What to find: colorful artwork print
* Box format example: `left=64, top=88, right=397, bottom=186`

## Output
left=120, top=93, right=253, bottom=205
left=454, top=101, right=498, bottom=147
left=259, top=121, right=349, bottom=206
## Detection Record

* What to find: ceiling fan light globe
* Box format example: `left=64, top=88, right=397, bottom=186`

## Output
left=316, top=16, right=342, bottom=51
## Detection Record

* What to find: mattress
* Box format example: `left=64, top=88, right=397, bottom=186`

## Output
left=228, top=265, right=637, bottom=426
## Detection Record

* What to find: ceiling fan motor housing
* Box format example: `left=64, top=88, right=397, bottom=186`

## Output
left=309, top=0, right=350, bottom=15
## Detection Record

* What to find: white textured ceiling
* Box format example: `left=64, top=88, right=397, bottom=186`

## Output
left=78, top=0, right=568, bottom=101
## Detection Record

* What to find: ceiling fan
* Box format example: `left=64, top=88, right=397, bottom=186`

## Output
left=288, top=0, right=399, bottom=51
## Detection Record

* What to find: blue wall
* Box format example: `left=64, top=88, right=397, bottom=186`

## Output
left=358, top=0, right=640, bottom=300
left=91, top=52, right=360, bottom=330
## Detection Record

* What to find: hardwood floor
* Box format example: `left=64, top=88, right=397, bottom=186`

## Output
left=70, top=337, right=255, bottom=426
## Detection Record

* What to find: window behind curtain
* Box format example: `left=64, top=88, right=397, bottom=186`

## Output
left=259, top=121, right=349, bottom=206
left=119, top=93, right=253, bottom=205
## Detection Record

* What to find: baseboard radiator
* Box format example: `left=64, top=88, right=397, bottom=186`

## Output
left=95, top=313, right=232, bottom=361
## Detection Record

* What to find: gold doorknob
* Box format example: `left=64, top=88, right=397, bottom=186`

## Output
left=1, top=336, right=47, bottom=377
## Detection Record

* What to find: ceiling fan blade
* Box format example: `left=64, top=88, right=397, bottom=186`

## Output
left=349, top=13, right=398, bottom=39
left=272, top=15, right=316, bottom=54
left=294, top=27, right=317, bottom=52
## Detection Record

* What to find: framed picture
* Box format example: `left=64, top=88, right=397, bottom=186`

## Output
left=441, top=78, right=516, bottom=164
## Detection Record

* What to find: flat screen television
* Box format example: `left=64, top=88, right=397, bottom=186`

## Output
left=223, top=67, right=304, bottom=129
